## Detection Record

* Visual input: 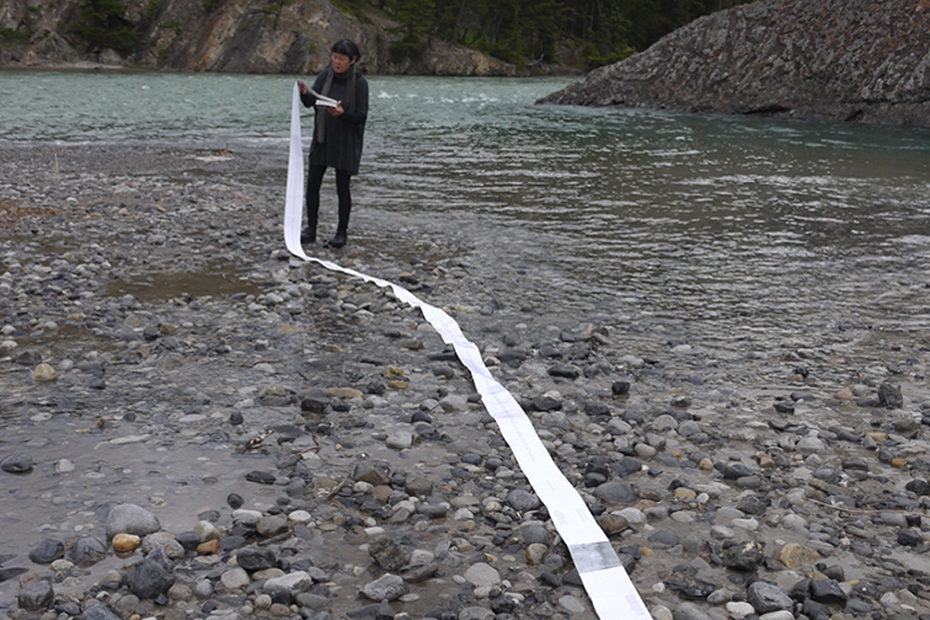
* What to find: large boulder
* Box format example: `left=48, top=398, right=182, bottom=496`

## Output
left=538, top=0, right=930, bottom=127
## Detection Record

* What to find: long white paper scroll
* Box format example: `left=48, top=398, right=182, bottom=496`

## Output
left=284, top=83, right=651, bottom=619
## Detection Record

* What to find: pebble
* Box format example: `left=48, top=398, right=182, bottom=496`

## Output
left=747, top=581, right=794, bottom=613
left=125, top=553, right=174, bottom=599
left=464, top=563, right=501, bottom=588
left=105, top=504, right=161, bottom=539
left=777, top=542, right=819, bottom=569
left=1, top=454, right=34, bottom=474
left=16, top=575, right=54, bottom=611
left=2, top=142, right=929, bottom=620
left=30, top=363, right=57, bottom=382
left=386, top=430, right=413, bottom=449
left=359, top=573, right=406, bottom=601
left=111, top=533, right=141, bottom=553
left=525, top=542, right=548, bottom=564
left=27, top=540, right=63, bottom=564
left=262, top=571, right=313, bottom=597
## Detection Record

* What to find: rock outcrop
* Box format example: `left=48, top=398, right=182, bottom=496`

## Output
left=538, top=0, right=930, bottom=127
left=0, top=0, right=519, bottom=76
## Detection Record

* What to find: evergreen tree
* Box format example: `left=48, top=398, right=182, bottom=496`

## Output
left=372, top=0, right=753, bottom=68
left=71, top=0, right=139, bottom=54
left=387, top=0, right=437, bottom=61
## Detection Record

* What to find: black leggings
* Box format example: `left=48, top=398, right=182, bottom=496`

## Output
left=306, top=165, right=351, bottom=235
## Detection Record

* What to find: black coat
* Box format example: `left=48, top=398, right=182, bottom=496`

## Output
left=300, top=68, right=369, bottom=175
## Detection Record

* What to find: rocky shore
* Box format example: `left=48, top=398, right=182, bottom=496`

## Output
left=2, top=141, right=930, bottom=620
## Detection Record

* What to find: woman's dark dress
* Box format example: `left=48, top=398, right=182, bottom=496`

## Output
left=298, top=67, right=369, bottom=243
left=301, top=68, right=368, bottom=174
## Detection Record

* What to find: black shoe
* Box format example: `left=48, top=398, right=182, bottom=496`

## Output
left=325, top=232, right=346, bottom=248
left=300, top=230, right=316, bottom=245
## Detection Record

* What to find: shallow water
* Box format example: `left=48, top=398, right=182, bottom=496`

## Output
left=3, top=71, right=927, bottom=350
left=104, top=268, right=263, bottom=302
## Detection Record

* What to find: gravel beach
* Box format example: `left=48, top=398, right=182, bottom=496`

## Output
left=2, top=141, right=930, bottom=620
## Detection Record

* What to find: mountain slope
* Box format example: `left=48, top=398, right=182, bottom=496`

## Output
left=0, top=0, right=519, bottom=75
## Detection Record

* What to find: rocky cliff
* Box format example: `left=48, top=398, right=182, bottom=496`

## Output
left=538, top=0, right=930, bottom=127
left=0, top=0, right=520, bottom=76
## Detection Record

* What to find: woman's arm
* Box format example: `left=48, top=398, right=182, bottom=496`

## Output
left=298, top=71, right=329, bottom=108
left=338, top=76, right=368, bottom=126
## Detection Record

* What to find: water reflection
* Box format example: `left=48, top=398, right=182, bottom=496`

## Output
left=105, top=268, right=263, bottom=302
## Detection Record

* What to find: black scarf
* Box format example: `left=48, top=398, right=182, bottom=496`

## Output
left=315, top=65, right=356, bottom=144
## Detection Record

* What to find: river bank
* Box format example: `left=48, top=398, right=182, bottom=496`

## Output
left=2, top=141, right=930, bottom=619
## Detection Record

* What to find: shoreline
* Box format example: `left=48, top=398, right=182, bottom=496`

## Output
left=0, top=62, right=585, bottom=78
left=2, top=141, right=930, bottom=618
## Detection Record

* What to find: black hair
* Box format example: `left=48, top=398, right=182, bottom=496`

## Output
left=331, top=38, right=361, bottom=62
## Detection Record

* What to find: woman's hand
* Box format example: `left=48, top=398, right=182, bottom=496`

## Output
left=327, top=101, right=344, bottom=117
left=297, top=80, right=308, bottom=95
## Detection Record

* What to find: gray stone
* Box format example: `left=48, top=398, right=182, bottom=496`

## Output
left=725, top=601, right=755, bottom=618
left=105, top=503, right=160, bottom=539
left=558, top=595, right=587, bottom=614
left=257, top=383, right=295, bottom=406
left=262, top=571, right=313, bottom=597
left=722, top=540, right=764, bottom=571
left=736, top=494, right=770, bottom=516
left=359, top=573, right=406, bottom=601
left=418, top=502, right=449, bottom=518
left=648, top=530, right=680, bottom=548
left=1, top=454, right=34, bottom=474
left=236, top=547, right=277, bottom=572
left=17, top=576, right=53, bottom=611
left=520, top=524, right=550, bottom=545
left=809, top=579, right=847, bottom=605
left=593, top=480, right=637, bottom=504
left=439, top=394, right=469, bottom=412
left=295, top=591, right=330, bottom=610
left=68, top=536, right=107, bottom=567
left=747, top=581, right=793, bottom=613
left=549, top=364, right=580, bottom=379
left=878, top=382, right=903, bottom=408
left=220, top=567, right=251, bottom=591
left=405, top=476, right=434, bottom=497
left=141, top=532, right=185, bottom=558
left=192, top=579, right=214, bottom=598
left=79, top=605, right=123, bottom=620
left=506, top=488, right=541, bottom=512
left=672, top=602, right=713, bottom=620
left=232, top=508, right=262, bottom=526
left=459, top=606, right=495, bottom=620
left=386, top=430, right=413, bottom=450
left=353, top=462, right=390, bottom=486
left=126, top=556, right=174, bottom=599
left=463, top=562, right=501, bottom=587
left=369, top=536, right=411, bottom=571
left=167, top=582, right=193, bottom=601
left=255, top=515, right=288, bottom=537
left=28, top=539, right=64, bottom=564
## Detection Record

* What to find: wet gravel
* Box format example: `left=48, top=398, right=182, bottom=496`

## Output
left=2, top=142, right=930, bottom=620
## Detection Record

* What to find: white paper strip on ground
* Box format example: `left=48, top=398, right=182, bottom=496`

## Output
left=284, top=83, right=651, bottom=619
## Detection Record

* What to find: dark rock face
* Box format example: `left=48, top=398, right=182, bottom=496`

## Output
left=538, top=0, right=930, bottom=127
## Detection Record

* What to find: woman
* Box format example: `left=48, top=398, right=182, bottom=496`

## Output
left=297, top=38, right=369, bottom=248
